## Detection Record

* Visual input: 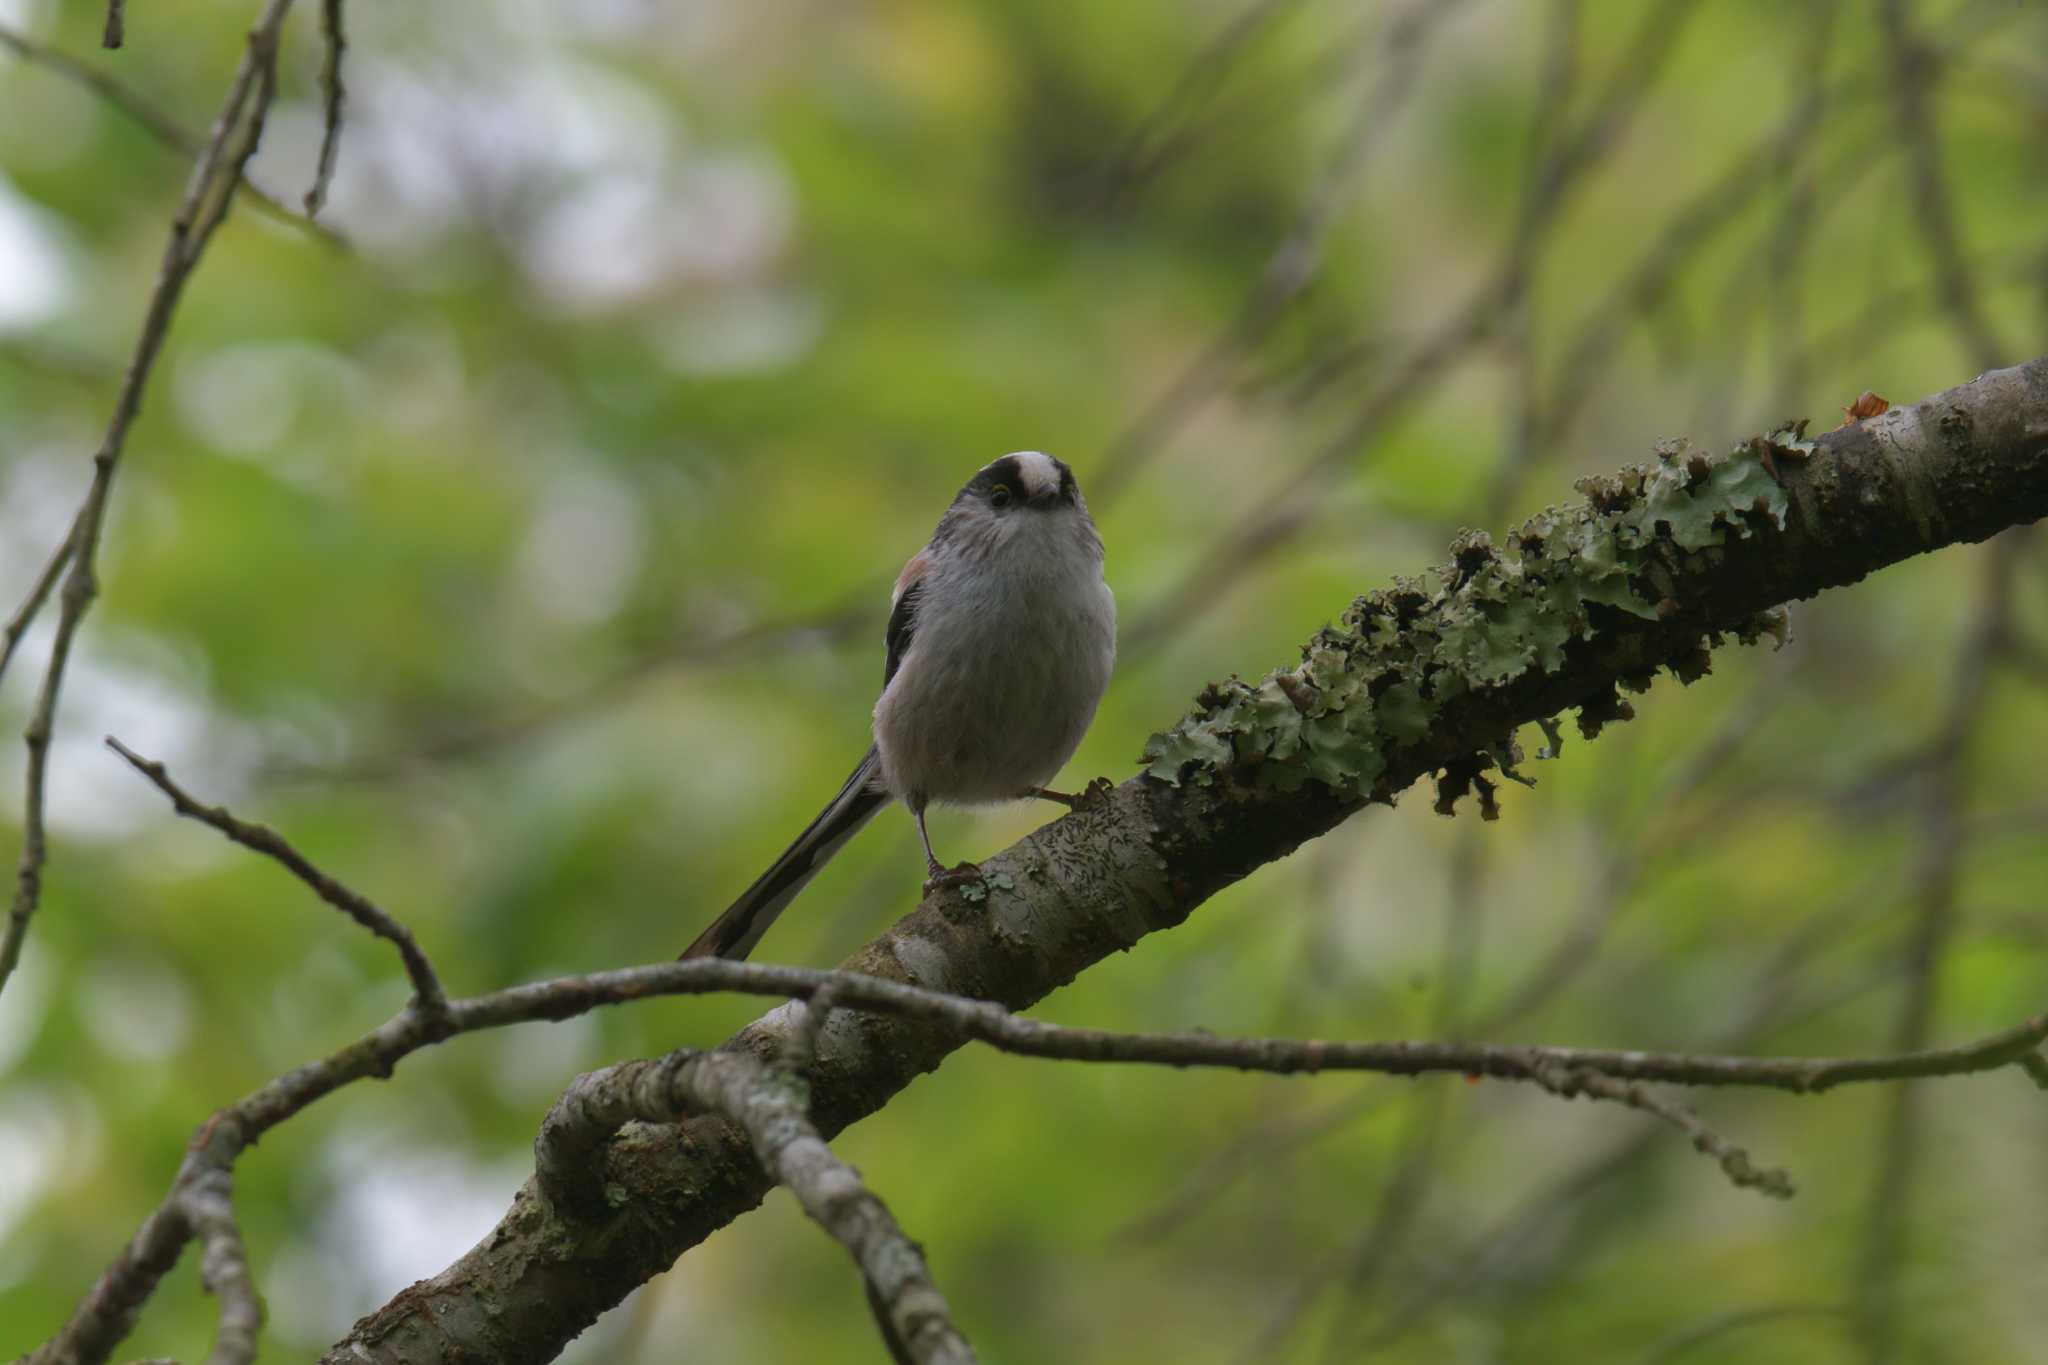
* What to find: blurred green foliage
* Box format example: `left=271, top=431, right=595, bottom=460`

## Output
left=2, top=0, right=2047, bottom=1361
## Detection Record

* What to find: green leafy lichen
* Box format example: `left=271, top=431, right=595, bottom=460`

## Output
left=1138, top=429, right=1794, bottom=805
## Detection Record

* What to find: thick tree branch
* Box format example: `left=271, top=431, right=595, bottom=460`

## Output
left=323, top=354, right=2048, bottom=1363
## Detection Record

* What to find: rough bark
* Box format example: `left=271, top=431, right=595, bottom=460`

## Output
left=326, top=357, right=2048, bottom=1363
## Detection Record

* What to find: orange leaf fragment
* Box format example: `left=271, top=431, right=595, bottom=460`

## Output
left=1835, top=390, right=1890, bottom=428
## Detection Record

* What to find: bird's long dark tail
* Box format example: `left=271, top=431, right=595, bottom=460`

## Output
left=681, top=748, right=889, bottom=961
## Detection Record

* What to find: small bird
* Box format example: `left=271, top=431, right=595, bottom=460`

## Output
left=682, top=451, right=1117, bottom=961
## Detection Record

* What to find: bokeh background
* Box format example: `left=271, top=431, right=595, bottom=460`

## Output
left=4, top=0, right=2048, bottom=1360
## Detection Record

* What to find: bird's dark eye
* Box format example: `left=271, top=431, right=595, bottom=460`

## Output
left=989, top=484, right=1013, bottom=508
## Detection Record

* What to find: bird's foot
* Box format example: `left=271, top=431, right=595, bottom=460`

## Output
left=1074, top=776, right=1116, bottom=809
left=1025, top=777, right=1115, bottom=811
left=922, top=860, right=985, bottom=895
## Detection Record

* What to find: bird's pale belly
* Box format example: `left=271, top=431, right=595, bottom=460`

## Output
left=871, top=580, right=1113, bottom=806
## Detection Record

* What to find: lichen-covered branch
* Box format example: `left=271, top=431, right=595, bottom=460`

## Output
left=324, top=355, right=2048, bottom=1363
left=538, top=1047, right=975, bottom=1364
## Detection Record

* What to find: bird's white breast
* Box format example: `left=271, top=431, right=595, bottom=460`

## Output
left=872, top=513, right=1114, bottom=806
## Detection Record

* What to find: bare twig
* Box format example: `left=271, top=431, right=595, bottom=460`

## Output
left=1879, top=0, right=2007, bottom=372
left=306, top=0, right=347, bottom=216
left=105, top=737, right=448, bottom=1016
left=783, top=979, right=848, bottom=1073
left=1856, top=535, right=2019, bottom=1363
left=1848, top=1, right=2027, bottom=1315
left=1632, top=1304, right=1846, bottom=1365
left=1124, top=0, right=1703, bottom=652
left=178, top=1164, right=263, bottom=1365
left=1091, top=0, right=1306, bottom=202
left=1302, top=891, right=1866, bottom=1359
left=1094, top=0, right=1470, bottom=500
left=0, top=515, right=77, bottom=689
left=1766, top=4, right=1840, bottom=416
left=33, top=944, right=2048, bottom=1364
left=0, top=20, right=344, bottom=247
left=1528, top=1061, right=1794, bottom=1198
left=538, top=1049, right=975, bottom=1364
left=1485, top=8, right=1846, bottom=520
left=0, top=0, right=297, bottom=1007
left=1296, top=826, right=1493, bottom=1365
left=283, top=589, right=873, bottom=781
left=101, top=0, right=123, bottom=49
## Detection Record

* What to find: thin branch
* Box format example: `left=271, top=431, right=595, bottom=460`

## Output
left=1879, top=0, right=2007, bottom=372
left=1359, top=951, right=1892, bottom=1356
left=1856, top=534, right=2018, bottom=1363
left=105, top=737, right=448, bottom=1016
left=1124, top=0, right=1703, bottom=653
left=537, top=1049, right=974, bottom=1364
left=1295, top=891, right=1857, bottom=1360
left=1091, top=0, right=1307, bottom=203
left=1487, top=9, right=1848, bottom=520
left=479, top=962, right=2048, bottom=1096
left=1302, top=824, right=1492, bottom=1365
left=1094, top=0, right=1469, bottom=501
left=0, top=0, right=297, bottom=1008
left=305, top=0, right=346, bottom=216
left=281, top=590, right=874, bottom=781
left=1631, top=1304, right=1846, bottom=1365
left=1527, top=1061, right=1794, bottom=1198
left=178, top=1164, right=263, bottom=1365
left=33, top=944, right=2048, bottom=1364
left=0, top=20, right=345, bottom=248
left=101, top=0, right=123, bottom=49
left=0, top=514, right=77, bottom=689
left=1847, top=15, right=2035, bottom=1293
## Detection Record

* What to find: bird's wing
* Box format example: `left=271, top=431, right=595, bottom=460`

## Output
left=884, top=551, right=929, bottom=688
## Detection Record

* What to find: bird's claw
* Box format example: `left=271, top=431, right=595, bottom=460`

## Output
left=1027, top=777, right=1116, bottom=812
left=922, top=861, right=985, bottom=895
left=1073, top=776, right=1116, bottom=810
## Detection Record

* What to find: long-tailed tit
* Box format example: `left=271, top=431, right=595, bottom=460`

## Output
left=682, top=451, right=1117, bottom=961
